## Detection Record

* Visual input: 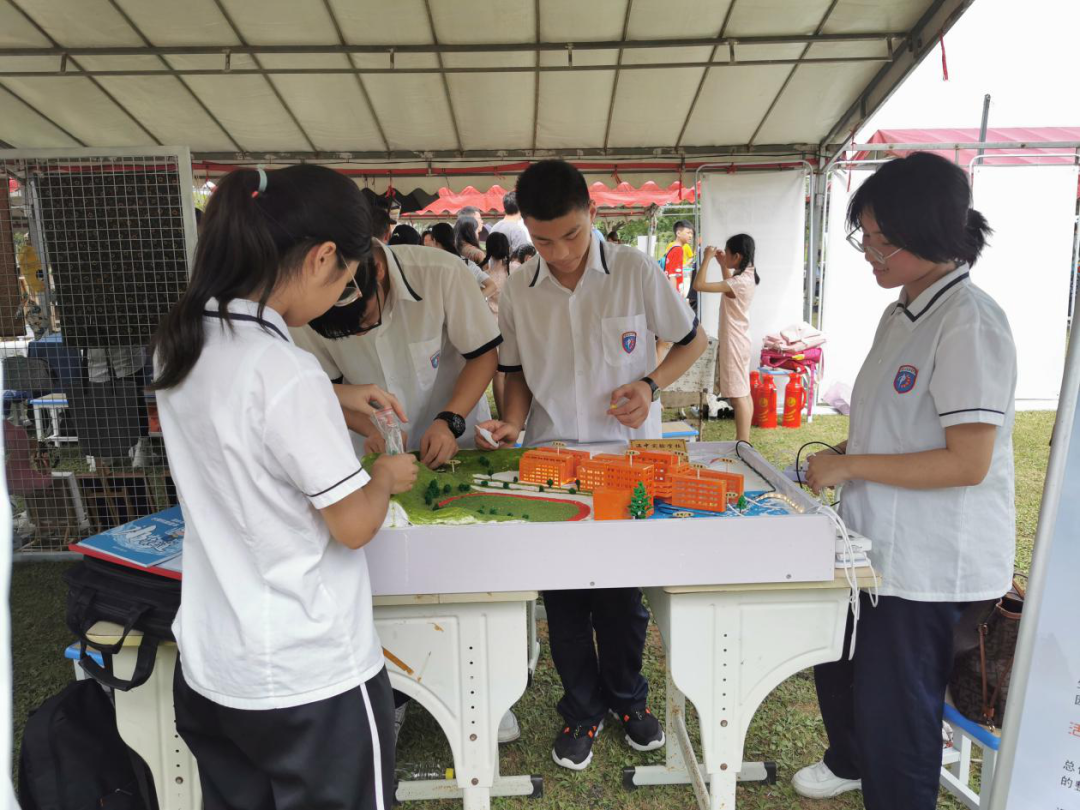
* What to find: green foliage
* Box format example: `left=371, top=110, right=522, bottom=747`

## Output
left=503, top=481, right=510, bottom=489
left=522, top=514, right=529, bottom=520
left=546, top=479, right=554, bottom=487
left=737, top=495, right=748, bottom=510
left=629, top=481, right=651, bottom=520
left=443, top=484, right=452, bottom=495
left=458, top=483, right=470, bottom=492
left=568, top=488, right=577, bottom=495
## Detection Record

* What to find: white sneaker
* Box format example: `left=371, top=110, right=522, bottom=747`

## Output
left=792, top=760, right=862, bottom=799
left=498, top=709, right=521, bottom=744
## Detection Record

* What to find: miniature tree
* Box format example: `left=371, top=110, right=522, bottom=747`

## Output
left=629, top=481, right=651, bottom=520
left=424, top=495, right=433, bottom=506
left=547, top=479, right=554, bottom=488
left=443, top=484, right=452, bottom=495
left=458, top=483, right=470, bottom=493
left=568, top=487, right=577, bottom=495
left=522, top=514, right=529, bottom=520
left=737, top=495, right=748, bottom=510
left=503, top=481, right=510, bottom=490
left=433, top=504, right=441, bottom=511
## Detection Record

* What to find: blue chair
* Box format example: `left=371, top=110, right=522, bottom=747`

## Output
left=940, top=702, right=1001, bottom=808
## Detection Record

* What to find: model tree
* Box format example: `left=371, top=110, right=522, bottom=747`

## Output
left=629, top=481, right=650, bottom=520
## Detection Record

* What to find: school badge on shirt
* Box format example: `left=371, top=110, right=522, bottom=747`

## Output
left=894, top=364, right=918, bottom=393
left=622, top=331, right=638, bottom=354
left=430, top=351, right=441, bottom=369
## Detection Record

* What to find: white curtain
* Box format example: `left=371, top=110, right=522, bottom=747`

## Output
left=972, top=164, right=1077, bottom=405
left=698, top=171, right=808, bottom=365
left=819, top=170, right=896, bottom=393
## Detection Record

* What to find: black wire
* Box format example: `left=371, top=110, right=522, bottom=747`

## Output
left=795, top=440, right=845, bottom=490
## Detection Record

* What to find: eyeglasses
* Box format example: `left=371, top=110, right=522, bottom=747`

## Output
left=334, top=278, right=361, bottom=307
left=846, top=228, right=903, bottom=264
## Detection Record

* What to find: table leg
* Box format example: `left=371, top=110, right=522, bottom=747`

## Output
left=48, top=406, right=63, bottom=447
left=32, top=403, right=45, bottom=443
left=110, top=643, right=201, bottom=810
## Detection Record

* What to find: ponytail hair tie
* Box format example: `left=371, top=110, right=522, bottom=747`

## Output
left=252, top=167, right=268, bottom=198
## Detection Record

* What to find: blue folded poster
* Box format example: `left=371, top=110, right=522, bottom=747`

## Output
left=75, top=506, right=185, bottom=568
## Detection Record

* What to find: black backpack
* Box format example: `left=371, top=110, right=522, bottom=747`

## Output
left=64, top=557, right=181, bottom=691
left=17, top=679, right=157, bottom=809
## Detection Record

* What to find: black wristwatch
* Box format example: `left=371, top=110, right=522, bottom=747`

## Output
left=435, top=411, right=466, bottom=438
left=641, top=376, right=661, bottom=402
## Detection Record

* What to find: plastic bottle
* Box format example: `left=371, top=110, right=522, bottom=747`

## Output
left=782, top=369, right=806, bottom=428
left=749, top=371, right=762, bottom=427
left=758, top=374, right=778, bottom=429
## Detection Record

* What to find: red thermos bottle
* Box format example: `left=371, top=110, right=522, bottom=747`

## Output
left=758, top=374, right=778, bottom=429
left=749, top=371, right=762, bottom=427
left=783, top=369, right=806, bottom=428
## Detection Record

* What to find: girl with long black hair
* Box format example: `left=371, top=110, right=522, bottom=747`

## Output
left=430, top=221, right=496, bottom=299
left=693, top=233, right=758, bottom=442
left=152, top=165, right=417, bottom=809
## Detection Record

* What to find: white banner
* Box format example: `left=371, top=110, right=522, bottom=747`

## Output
left=972, top=164, right=1077, bottom=405
left=699, top=171, right=807, bottom=365
left=988, top=332, right=1080, bottom=809
left=819, top=170, right=897, bottom=393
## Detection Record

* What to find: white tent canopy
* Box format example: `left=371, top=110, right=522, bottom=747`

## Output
left=0, top=0, right=973, bottom=173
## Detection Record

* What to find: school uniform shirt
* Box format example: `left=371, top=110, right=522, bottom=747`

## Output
left=841, top=265, right=1017, bottom=602
left=292, top=242, right=501, bottom=453
left=498, top=232, right=698, bottom=445
left=157, top=298, right=383, bottom=710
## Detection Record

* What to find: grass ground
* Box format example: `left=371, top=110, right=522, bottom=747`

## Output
left=10, top=411, right=1056, bottom=807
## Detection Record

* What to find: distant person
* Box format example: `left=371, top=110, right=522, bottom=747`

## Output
left=454, top=216, right=487, bottom=266
left=488, top=191, right=533, bottom=253
left=457, top=206, right=484, bottom=238
left=421, top=227, right=437, bottom=248
left=606, top=229, right=621, bottom=244
left=372, top=204, right=394, bottom=243
left=663, top=220, right=695, bottom=295
left=388, top=224, right=422, bottom=246
left=480, top=232, right=512, bottom=417
left=509, top=243, right=537, bottom=272
left=694, top=235, right=759, bottom=443
left=431, top=222, right=496, bottom=300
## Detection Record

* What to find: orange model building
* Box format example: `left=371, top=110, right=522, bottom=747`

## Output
left=593, top=487, right=633, bottom=520
left=519, top=447, right=591, bottom=486
left=579, top=455, right=656, bottom=502
left=670, top=469, right=730, bottom=513
left=710, top=471, right=744, bottom=500
left=629, top=450, right=691, bottom=500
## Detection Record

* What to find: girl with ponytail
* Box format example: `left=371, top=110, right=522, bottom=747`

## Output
left=693, top=233, right=758, bottom=442
left=153, top=165, right=416, bottom=807
left=796, top=152, right=1016, bottom=810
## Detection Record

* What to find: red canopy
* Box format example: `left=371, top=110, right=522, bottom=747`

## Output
left=410, top=180, right=696, bottom=217
left=853, top=127, right=1080, bottom=196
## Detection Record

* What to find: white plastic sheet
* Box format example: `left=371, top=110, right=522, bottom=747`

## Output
left=972, top=164, right=1077, bottom=405
left=818, top=169, right=895, bottom=393
left=698, top=170, right=808, bottom=368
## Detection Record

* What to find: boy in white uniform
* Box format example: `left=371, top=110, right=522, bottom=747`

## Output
left=799, top=152, right=1017, bottom=810
left=293, top=242, right=500, bottom=469
left=477, top=160, right=706, bottom=771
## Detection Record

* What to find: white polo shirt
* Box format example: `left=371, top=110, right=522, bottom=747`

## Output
left=841, top=265, right=1017, bottom=602
left=156, top=298, right=383, bottom=710
left=498, top=232, right=698, bottom=445
left=292, top=243, right=500, bottom=452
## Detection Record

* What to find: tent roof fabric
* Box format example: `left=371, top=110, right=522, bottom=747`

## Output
left=411, top=180, right=696, bottom=216
left=852, top=127, right=1080, bottom=197
left=0, top=0, right=973, bottom=168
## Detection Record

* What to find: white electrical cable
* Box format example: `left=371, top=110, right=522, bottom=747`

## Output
left=813, top=497, right=878, bottom=660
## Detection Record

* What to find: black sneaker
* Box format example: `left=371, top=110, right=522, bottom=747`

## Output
left=551, top=719, right=604, bottom=770
left=617, top=708, right=665, bottom=752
